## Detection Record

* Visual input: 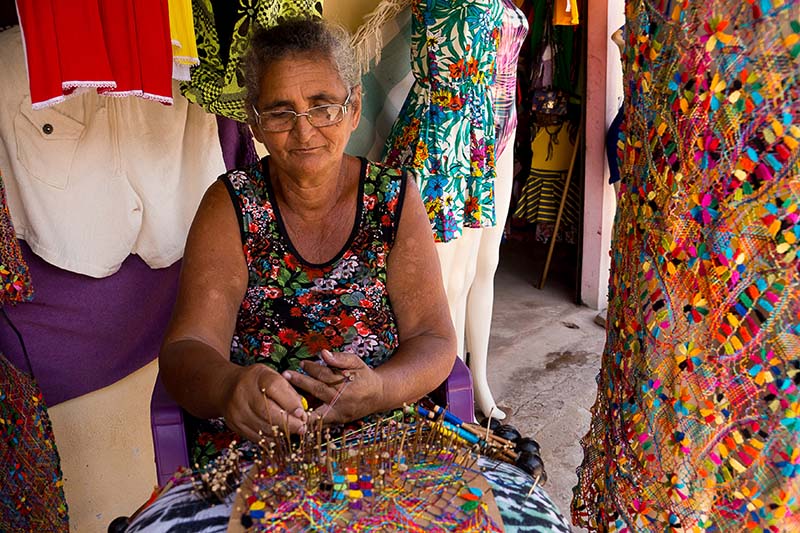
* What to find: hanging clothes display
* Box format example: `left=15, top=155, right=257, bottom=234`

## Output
left=182, top=0, right=324, bottom=122
left=507, top=0, right=582, bottom=244
left=169, top=0, right=200, bottom=81
left=513, top=123, right=581, bottom=242
left=0, top=27, right=225, bottom=278
left=15, top=0, right=173, bottom=108
left=347, top=1, right=415, bottom=159
left=382, top=0, right=503, bottom=243
left=573, top=0, right=800, bottom=530
left=494, top=0, right=529, bottom=158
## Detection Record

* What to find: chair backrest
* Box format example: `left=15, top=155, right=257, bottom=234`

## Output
left=150, top=357, right=475, bottom=486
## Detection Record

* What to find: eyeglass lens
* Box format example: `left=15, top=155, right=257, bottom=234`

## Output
left=260, top=104, right=345, bottom=131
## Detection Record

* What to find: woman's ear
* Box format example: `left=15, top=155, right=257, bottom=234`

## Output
left=349, top=85, right=363, bottom=131
left=251, top=122, right=265, bottom=145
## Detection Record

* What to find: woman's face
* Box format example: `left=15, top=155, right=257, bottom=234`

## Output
left=252, top=52, right=361, bottom=179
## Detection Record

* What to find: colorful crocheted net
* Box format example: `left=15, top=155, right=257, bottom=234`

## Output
left=0, top=170, right=32, bottom=305
left=1, top=354, right=68, bottom=532
left=573, top=0, right=800, bottom=531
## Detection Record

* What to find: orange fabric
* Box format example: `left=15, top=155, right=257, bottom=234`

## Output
left=553, top=0, right=579, bottom=26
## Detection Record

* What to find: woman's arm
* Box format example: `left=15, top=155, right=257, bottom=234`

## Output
left=373, top=175, right=457, bottom=406
left=285, top=176, right=457, bottom=422
left=160, top=181, right=307, bottom=443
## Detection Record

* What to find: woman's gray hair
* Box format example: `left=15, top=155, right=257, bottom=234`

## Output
left=244, top=18, right=360, bottom=125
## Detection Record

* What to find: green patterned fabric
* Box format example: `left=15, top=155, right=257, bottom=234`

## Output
left=382, top=0, right=503, bottom=243
left=183, top=0, right=324, bottom=122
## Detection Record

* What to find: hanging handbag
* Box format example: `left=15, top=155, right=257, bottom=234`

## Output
left=528, top=3, right=569, bottom=126
left=530, top=86, right=568, bottom=117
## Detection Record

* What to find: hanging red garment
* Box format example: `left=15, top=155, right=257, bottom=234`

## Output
left=15, top=0, right=173, bottom=109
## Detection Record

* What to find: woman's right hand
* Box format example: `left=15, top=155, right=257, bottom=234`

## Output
left=220, top=363, right=308, bottom=444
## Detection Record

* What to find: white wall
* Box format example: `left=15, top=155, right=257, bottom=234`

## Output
left=580, top=0, right=625, bottom=310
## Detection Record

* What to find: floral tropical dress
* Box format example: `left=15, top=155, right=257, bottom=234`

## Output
left=382, top=0, right=503, bottom=242
left=187, top=157, right=405, bottom=464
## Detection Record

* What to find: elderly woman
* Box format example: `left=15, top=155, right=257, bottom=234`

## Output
left=126, top=19, right=571, bottom=532
left=161, top=18, right=454, bottom=460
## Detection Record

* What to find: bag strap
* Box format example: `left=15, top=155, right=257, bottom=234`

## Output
left=530, top=0, right=558, bottom=89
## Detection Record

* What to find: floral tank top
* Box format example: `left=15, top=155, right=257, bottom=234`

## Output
left=223, top=156, right=406, bottom=372
left=188, top=157, right=407, bottom=465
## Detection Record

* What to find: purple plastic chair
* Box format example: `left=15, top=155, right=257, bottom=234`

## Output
left=151, top=357, right=475, bottom=486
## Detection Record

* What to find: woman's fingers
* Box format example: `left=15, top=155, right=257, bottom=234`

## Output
left=257, top=371, right=307, bottom=422
left=296, top=360, right=341, bottom=383
left=223, top=365, right=308, bottom=443
left=284, top=352, right=384, bottom=426
left=283, top=351, right=362, bottom=401
left=283, top=368, right=340, bottom=404
left=318, top=349, right=365, bottom=371
left=229, top=394, right=306, bottom=443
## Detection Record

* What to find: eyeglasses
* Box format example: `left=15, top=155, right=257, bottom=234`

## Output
left=253, top=89, right=352, bottom=132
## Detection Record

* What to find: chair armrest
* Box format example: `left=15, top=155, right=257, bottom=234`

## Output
left=150, top=373, right=189, bottom=486
left=431, top=357, right=475, bottom=423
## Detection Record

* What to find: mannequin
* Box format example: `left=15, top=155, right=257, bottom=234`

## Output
left=436, top=145, right=515, bottom=420
left=375, top=0, right=526, bottom=419
left=430, top=0, right=528, bottom=420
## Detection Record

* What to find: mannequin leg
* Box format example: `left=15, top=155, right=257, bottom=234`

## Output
left=435, top=233, right=482, bottom=360
left=464, top=146, right=515, bottom=419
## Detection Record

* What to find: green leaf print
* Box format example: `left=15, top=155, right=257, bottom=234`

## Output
left=270, top=344, right=287, bottom=363
left=277, top=267, right=292, bottom=284
left=340, top=291, right=366, bottom=306
left=295, top=346, right=311, bottom=359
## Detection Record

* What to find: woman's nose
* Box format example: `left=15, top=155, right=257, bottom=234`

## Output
left=290, top=114, right=316, bottom=141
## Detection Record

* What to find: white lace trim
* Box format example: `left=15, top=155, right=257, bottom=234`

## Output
left=30, top=94, right=68, bottom=110
left=173, top=55, right=199, bottom=65
left=140, top=92, right=173, bottom=105
left=172, top=63, right=191, bottom=81
left=103, top=90, right=144, bottom=98
left=62, top=79, right=116, bottom=91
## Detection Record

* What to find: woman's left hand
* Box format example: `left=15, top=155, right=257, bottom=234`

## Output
left=282, top=349, right=384, bottom=425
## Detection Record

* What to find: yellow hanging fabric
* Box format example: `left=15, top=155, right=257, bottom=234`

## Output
left=553, top=0, right=579, bottom=26
left=169, top=0, right=199, bottom=80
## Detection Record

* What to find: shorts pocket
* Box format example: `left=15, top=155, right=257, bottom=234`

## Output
left=14, top=98, right=85, bottom=190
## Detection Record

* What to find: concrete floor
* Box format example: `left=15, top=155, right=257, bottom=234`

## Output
left=484, top=240, right=604, bottom=531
